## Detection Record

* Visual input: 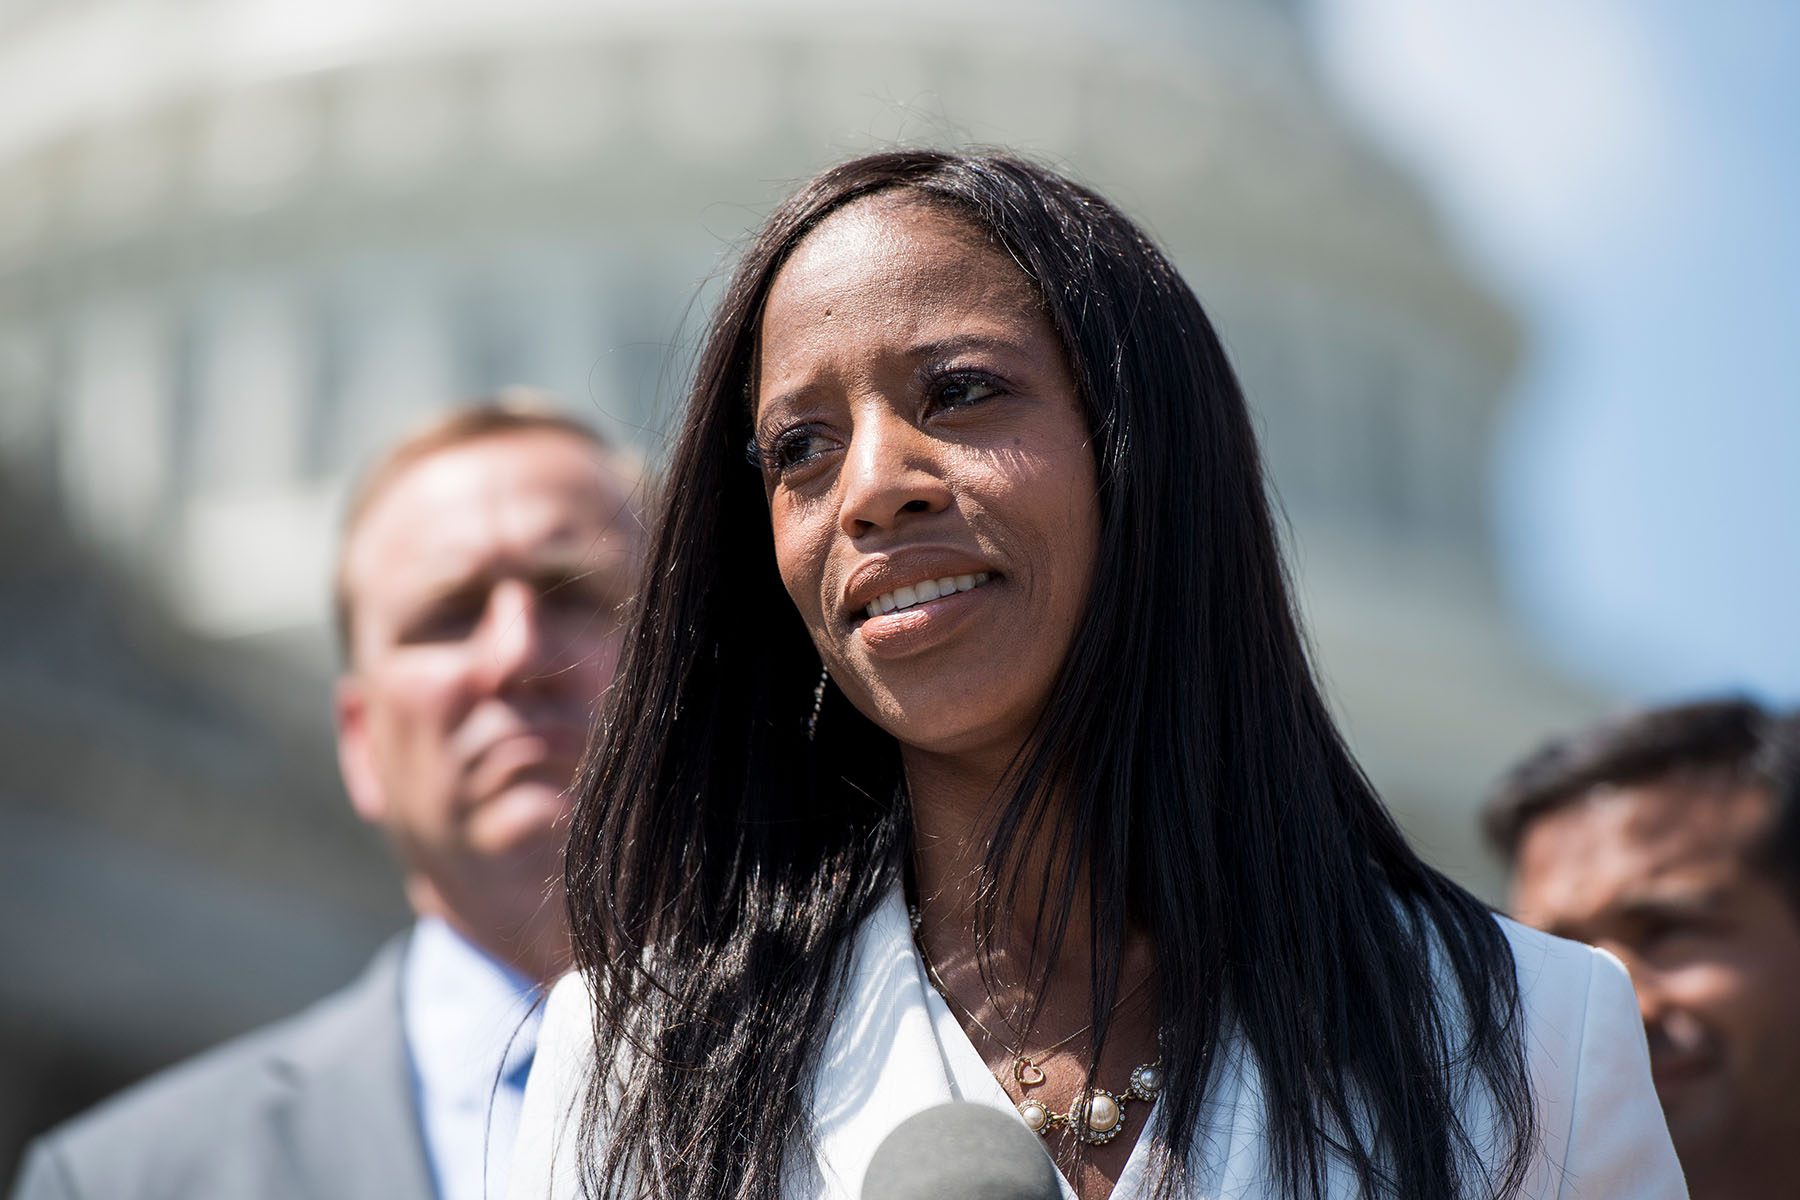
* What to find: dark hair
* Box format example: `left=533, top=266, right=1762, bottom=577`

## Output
left=564, top=150, right=1535, bottom=1199
left=1485, top=696, right=1800, bottom=902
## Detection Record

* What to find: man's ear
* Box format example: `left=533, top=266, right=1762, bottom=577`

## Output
left=334, top=674, right=387, bottom=827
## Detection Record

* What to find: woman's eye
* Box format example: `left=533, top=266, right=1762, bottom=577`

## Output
left=768, top=426, right=834, bottom=472
left=930, top=371, right=1004, bottom=411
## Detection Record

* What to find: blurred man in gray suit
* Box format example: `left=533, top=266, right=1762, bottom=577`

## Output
left=11, top=400, right=642, bottom=1200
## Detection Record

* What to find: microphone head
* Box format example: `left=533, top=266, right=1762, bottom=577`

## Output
left=861, top=1101, right=1062, bottom=1200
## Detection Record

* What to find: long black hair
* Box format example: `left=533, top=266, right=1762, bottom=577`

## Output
left=563, top=149, right=1535, bottom=1199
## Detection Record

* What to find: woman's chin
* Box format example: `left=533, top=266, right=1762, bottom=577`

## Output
left=852, top=683, right=1038, bottom=763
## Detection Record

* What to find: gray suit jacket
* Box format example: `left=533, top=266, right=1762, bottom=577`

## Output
left=10, top=939, right=437, bottom=1200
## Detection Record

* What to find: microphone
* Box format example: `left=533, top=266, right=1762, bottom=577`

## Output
left=861, top=1101, right=1062, bottom=1200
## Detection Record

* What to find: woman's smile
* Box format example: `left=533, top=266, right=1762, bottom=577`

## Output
left=853, top=570, right=997, bottom=658
left=855, top=570, right=993, bottom=622
left=839, top=547, right=1002, bottom=659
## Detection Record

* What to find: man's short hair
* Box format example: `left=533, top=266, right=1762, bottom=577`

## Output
left=332, top=392, right=630, bottom=661
left=1484, top=697, right=1800, bottom=902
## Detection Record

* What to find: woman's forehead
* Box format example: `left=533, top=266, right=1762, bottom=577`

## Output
left=759, top=203, right=1037, bottom=357
left=804, top=190, right=985, bottom=251
left=777, top=199, right=998, bottom=297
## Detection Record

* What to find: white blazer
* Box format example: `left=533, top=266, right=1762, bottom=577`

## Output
left=509, top=889, right=1685, bottom=1199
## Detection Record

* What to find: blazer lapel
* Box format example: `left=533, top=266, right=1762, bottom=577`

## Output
left=804, top=900, right=1282, bottom=1200
left=271, top=937, right=440, bottom=1200
left=807, top=890, right=957, bottom=1199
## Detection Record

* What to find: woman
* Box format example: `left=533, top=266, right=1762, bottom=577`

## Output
left=509, top=151, right=1682, bottom=1200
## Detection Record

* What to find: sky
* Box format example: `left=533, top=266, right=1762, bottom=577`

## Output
left=1309, top=0, right=1800, bottom=704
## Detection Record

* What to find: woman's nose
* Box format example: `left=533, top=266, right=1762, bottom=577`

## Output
left=836, top=408, right=953, bottom=538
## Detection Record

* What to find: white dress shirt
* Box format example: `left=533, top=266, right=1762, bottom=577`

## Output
left=509, top=889, right=1686, bottom=1199
left=403, top=918, right=544, bottom=1200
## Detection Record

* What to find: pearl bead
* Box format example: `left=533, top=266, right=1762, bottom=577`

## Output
left=1019, top=1101, right=1050, bottom=1132
left=1135, top=1066, right=1162, bottom=1093
left=1084, top=1093, right=1121, bottom=1133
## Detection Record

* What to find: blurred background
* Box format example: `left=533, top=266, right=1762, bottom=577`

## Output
left=1, top=0, right=1794, bottom=1176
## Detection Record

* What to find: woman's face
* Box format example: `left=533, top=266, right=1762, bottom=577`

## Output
left=754, top=197, right=1101, bottom=760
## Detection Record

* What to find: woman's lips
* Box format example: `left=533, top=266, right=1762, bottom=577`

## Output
left=858, top=571, right=992, bottom=619
left=840, top=551, right=1000, bottom=619
left=854, top=576, right=994, bottom=658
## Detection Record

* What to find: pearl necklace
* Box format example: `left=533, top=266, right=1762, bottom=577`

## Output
left=908, top=906, right=1165, bottom=1145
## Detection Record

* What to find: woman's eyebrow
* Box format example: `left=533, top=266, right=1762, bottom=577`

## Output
left=751, top=375, right=830, bottom=425
left=908, top=333, right=1029, bottom=362
left=753, top=334, right=1032, bottom=422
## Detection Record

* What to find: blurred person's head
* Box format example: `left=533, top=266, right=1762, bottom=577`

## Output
left=1486, top=698, right=1800, bottom=1198
left=333, top=395, right=642, bottom=983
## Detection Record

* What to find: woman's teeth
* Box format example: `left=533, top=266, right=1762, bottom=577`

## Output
left=863, top=572, right=991, bottom=619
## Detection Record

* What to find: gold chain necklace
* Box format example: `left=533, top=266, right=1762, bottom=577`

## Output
left=908, top=906, right=1165, bottom=1144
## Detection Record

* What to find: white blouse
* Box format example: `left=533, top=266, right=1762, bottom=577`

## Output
left=508, top=889, right=1686, bottom=1199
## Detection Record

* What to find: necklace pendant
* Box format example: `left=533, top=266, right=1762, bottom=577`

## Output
left=1128, top=1062, right=1164, bottom=1101
left=1069, top=1088, right=1125, bottom=1145
left=1018, top=1098, right=1052, bottom=1134
left=1014, top=1058, right=1047, bottom=1088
